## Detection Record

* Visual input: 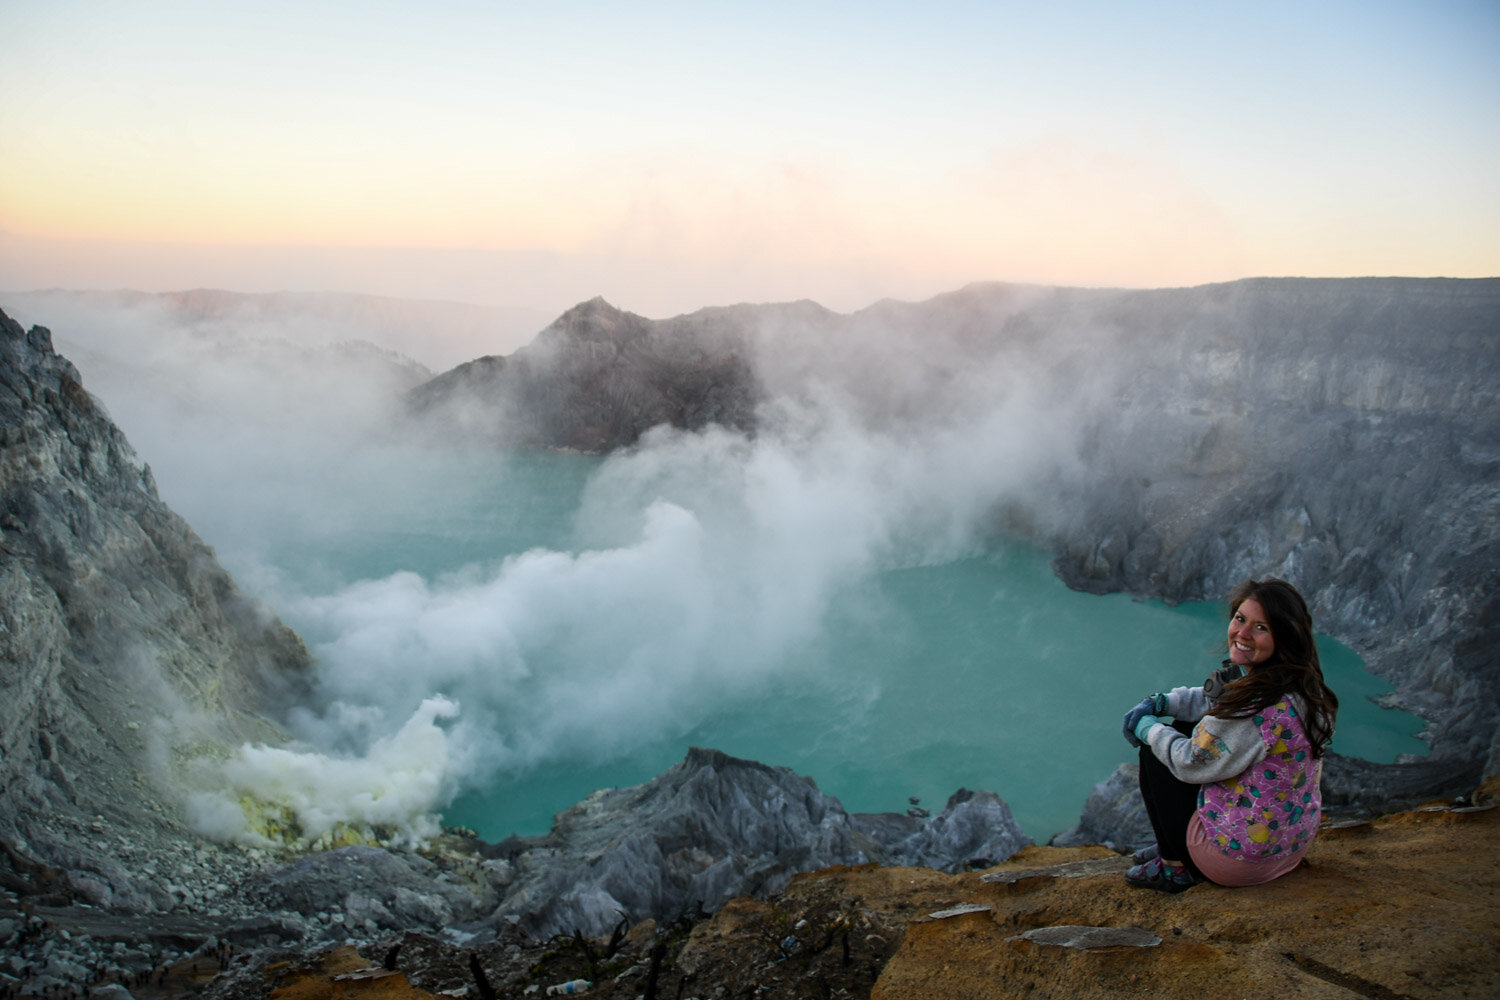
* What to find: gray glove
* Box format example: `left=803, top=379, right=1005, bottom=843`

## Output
left=1122, top=694, right=1166, bottom=747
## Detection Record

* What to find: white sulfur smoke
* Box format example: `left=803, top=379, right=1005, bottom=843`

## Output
left=184, top=696, right=461, bottom=848
left=275, top=358, right=1080, bottom=788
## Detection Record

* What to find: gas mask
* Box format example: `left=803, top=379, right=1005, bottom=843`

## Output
left=1203, top=660, right=1244, bottom=702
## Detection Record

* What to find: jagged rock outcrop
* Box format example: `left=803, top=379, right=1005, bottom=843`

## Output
left=0, top=308, right=311, bottom=907
left=852, top=788, right=1033, bottom=872
left=407, top=297, right=762, bottom=451
left=240, top=845, right=498, bottom=938
left=475, top=748, right=1031, bottom=939
left=1050, top=764, right=1154, bottom=853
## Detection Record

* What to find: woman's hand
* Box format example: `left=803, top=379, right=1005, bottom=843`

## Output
left=1122, top=697, right=1157, bottom=747
left=1132, top=714, right=1165, bottom=746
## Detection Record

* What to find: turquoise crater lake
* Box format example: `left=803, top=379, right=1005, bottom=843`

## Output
left=226, top=447, right=1427, bottom=844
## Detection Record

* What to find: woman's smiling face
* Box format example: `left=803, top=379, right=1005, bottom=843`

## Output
left=1228, top=597, right=1276, bottom=667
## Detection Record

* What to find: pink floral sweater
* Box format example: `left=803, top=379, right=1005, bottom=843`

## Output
left=1141, top=684, right=1323, bottom=862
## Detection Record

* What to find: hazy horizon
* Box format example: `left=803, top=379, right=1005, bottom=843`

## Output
left=3, top=1, right=1497, bottom=327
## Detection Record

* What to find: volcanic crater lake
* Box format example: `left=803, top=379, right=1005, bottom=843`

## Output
left=216, top=446, right=1427, bottom=842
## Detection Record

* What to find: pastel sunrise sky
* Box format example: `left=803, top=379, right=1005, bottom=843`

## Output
left=2, top=0, right=1497, bottom=318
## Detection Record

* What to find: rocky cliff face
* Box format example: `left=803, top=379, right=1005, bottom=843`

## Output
left=1030, top=279, right=1500, bottom=767
left=0, top=308, right=311, bottom=908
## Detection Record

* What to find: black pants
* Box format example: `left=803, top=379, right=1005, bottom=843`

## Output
left=1137, top=720, right=1206, bottom=880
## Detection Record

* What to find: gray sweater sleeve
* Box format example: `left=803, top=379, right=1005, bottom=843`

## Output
left=1163, top=685, right=1213, bottom=723
left=1141, top=712, right=1268, bottom=785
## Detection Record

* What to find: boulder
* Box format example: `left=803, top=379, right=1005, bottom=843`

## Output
left=482, top=748, right=1031, bottom=938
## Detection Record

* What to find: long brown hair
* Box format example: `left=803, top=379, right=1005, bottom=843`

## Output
left=1210, top=578, right=1339, bottom=757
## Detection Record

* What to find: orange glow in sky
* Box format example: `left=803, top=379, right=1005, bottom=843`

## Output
left=2, top=1, right=1496, bottom=317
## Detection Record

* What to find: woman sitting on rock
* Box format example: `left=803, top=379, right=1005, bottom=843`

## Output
left=1120, top=578, right=1339, bottom=892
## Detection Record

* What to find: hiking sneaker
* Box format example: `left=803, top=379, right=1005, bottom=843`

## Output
left=1124, top=856, right=1198, bottom=894
left=1131, top=843, right=1160, bottom=865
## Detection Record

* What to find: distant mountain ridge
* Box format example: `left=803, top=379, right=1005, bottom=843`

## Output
left=1, top=287, right=545, bottom=370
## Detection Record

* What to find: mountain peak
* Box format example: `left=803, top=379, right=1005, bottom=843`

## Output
left=554, top=294, right=624, bottom=322
left=533, top=296, right=653, bottom=349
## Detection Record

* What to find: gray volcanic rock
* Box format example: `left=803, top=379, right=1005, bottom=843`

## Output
left=98, top=748, right=1029, bottom=948
left=852, top=788, right=1033, bottom=872
left=0, top=308, right=311, bottom=908
left=1050, top=764, right=1154, bottom=853
left=407, top=297, right=761, bottom=451
left=1319, top=751, right=1487, bottom=816
left=240, top=845, right=499, bottom=937
left=477, top=748, right=1030, bottom=939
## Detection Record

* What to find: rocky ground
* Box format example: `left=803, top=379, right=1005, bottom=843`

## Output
left=0, top=747, right=1034, bottom=997
left=4, top=776, right=1494, bottom=1000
